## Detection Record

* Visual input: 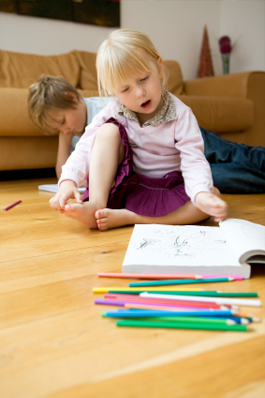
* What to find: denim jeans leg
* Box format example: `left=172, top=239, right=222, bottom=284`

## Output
left=200, top=127, right=265, bottom=193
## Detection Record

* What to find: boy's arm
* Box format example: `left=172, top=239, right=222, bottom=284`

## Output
left=56, top=132, right=74, bottom=180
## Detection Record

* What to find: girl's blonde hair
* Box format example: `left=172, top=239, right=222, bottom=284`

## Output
left=28, top=74, right=83, bottom=135
left=96, top=29, right=168, bottom=97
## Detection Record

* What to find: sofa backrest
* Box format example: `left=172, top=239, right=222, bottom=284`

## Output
left=164, top=60, right=183, bottom=95
left=0, top=49, right=80, bottom=88
left=0, top=48, right=184, bottom=95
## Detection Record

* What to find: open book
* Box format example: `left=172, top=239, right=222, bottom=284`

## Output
left=122, top=219, right=265, bottom=279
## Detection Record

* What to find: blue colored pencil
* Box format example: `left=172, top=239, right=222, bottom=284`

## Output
left=103, top=309, right=237, bottom=318
left=129, top=277, right=234, bottom=287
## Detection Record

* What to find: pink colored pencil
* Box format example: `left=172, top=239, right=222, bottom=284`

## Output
left=95, top=298, right=211, bottom=310
left=4, top=199, right=22, bottom=211
left=98, top=272, right=244, bottom=280
left=104, top=293, right=230, bottom=309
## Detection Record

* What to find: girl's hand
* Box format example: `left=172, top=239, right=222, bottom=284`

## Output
left=49, top=180, right=82, bottom=212
left=195, top=191, right=228, bottom=222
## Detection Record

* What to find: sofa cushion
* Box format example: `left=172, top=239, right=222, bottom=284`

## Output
left=179, top=95, right=253, bottom=133
left=164, top=60, right=183, bottom=95
left=73, top=50, right=98, bottom=91
left=0, top=49, right=80, bottom=88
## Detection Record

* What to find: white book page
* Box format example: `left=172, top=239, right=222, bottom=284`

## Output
left=123, top=224, right=240, bottom=267
left=38, top=184, right=86, bottom=194
left=219, top=218, right=265, bottom=263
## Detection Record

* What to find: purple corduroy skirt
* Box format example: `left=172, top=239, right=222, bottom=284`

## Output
left=82, top=118, right=190, bottom=217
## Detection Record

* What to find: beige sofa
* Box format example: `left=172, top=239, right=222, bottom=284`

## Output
left=0, top=48, right=264, bottom=172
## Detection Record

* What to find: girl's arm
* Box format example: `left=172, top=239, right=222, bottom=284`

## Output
left=174, top=107, right=214, bottom=204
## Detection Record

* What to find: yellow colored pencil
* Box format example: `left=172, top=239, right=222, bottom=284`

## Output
left=92, top=287, right=204, bottom=294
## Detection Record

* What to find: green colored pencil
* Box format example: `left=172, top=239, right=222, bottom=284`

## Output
left=119, top=291, right=257, bottom=298
left=102, top=313, right=238, bottom=324
left=108, top=290, right=218, bottom=295
left=129, top=277, right=234, bottom=287
left=116, top=319, right=248, bottom=331
left=132, top=316, right=241, bottom=325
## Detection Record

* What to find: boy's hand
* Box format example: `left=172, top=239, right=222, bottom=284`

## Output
left=49, top=180, right=82, bottom=212
left=195, top=192, right=228, bottom=222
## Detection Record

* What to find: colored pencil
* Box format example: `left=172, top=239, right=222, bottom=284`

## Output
left=140, top=293, right=261, bottom=307
left=103, top=309, right=238, bottom=318
left=104, top=293, right=233, bottom=309
left=98, top=272, right=202, bottom=279
left=98, top=272, right=244, bottom=281
left=92, top=287, right=204, bottom=293
left=96, top=299, right=221, bottom=311
left=95, top=298, right=229, bottom=310
left=129, top=277, right=234, bottom=287
left=201, top=275, right=244, bottom=280
left=122, top=302, right=230, bottom=311
left=116, top=319, right=248, bottom=331
left=4, top=199, right=22, bottom=211
left=236, top=313, right=261, bottom=322
left=116, top=313, right=248, bottom=325
left=133, top=291, right=257, bottom=298
left=106, top=290, right=216, bottom=295
left=101, top=311, right=250, bottom=324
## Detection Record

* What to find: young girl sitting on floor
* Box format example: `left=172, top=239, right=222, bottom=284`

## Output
left=50, top=29, right=228, bottom=230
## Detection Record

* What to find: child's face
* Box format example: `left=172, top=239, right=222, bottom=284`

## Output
left=113, top=58, right=164, bottom=125
left=54, top=97, right=87, bottom=137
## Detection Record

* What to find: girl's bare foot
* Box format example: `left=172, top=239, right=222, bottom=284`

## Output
left=62, top=202, right=99, bottom=228
left=95, top=208, right=138, bottom=231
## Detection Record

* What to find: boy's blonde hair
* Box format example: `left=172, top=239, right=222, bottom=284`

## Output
left=96, top=29, right=168, bottom=97
left=28, top=75, right=83, bottom=135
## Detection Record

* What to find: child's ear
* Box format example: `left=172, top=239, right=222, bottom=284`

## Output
left=65, top=92, right=78, bottom=103
left=157, top=57, right=164, bottom=79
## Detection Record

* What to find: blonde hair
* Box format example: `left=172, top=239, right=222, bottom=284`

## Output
left=28, top=74, right=83, bottom=135
left=96, top=29, right=168, bottom=97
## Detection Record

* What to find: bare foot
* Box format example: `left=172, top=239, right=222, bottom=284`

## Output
left=62, top=202, right=99, bottom=228
left=95, top=208, right=138, bottom=231
left=195, top=192, right=228, bottom=222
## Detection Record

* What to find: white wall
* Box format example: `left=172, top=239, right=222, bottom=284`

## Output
left=219, top=0, right=265, bottom=75
left=0, top=0, right=264, bottom=80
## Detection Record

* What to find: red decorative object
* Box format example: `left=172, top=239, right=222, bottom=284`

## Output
left=219, top=36, right=232, bottom=74
left=197, top=25, right=215, bottom=78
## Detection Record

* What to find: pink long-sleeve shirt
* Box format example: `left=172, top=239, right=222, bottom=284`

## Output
left=59, top=92, right=214, bottom=204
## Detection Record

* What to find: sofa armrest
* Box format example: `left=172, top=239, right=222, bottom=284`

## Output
left=183, top=71, right=265, bottom=98
left=184, top=71, right=265, bottom=147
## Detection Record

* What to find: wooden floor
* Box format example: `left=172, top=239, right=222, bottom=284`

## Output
left=1, top=177, right=265, bottom=398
